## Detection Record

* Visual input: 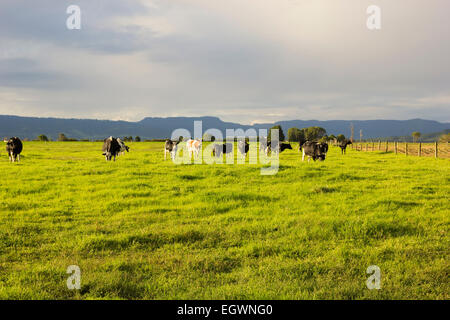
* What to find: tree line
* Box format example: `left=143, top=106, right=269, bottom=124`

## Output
left=36, top=134, right=142, bottom=142
left=269, top=125, right=349, bottom=144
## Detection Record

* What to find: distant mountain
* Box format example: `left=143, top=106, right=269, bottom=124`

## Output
left=0, top=115, right=448, bottom=141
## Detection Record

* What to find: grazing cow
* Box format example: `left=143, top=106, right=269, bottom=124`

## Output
left=297, top=138, right=306, bottom=153
left=117, top=138, right=130, bottom=156
left=5, top=137, right=23, bottom=162
left=212, top=143, right=233, bottom=157
left=266, top=142, right=292, bottom=155
left=102, top=136, right=121, bottom=161
left=302, top=141, right=328, bottom=162
left=186, top=139, right=202, bottom=159
left=339, top=139, right=352, bottom=154
left=259, top=137, right=267, bottom=153
left=164, top=138, right=181, bottom=160
left=237, top=140, right=249, bottom=159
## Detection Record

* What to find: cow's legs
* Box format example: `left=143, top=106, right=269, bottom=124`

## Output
left=164, top=149, right=167, bottom=160
left=17, top=154, right=20, bottom=162
left=302, top=149, right=305, bottom=161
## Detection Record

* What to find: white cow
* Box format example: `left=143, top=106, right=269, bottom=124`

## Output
left=186, top=139, right=202, bottom=159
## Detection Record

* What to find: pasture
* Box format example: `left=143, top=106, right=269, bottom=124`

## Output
left=0, top=141, right=448, bottom=299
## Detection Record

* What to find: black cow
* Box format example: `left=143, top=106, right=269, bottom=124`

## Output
left=212, top=143, right=233, bottom=157
left=237, top=140, right=249, bottom=159
left=265, top=142, right=292, bottom=155
left=5, top=137, right=23, bottom=162
left=301, top=141, right=328, bottom=162
left=339, top=139, right=352, bottom=154
left=164, top=138, right=182, bottom=160
left=102, top=136, right=121, bottom=161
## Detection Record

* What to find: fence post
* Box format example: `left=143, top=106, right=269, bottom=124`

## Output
left=395, top=142, right=397, bottom=154
left=418, top=142, right=421, bottom=157
left=372, top=142, right=374, bottom=151
left=435, top=142, right=438, bottom=158
left=405, top=142, right=408, bottom=156
left=378, top=141, right=381, bottom=151
left=385, top=141, right=388, bottom=153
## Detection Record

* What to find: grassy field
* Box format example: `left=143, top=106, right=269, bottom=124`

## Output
left=0, top=141, right=448, bottom=299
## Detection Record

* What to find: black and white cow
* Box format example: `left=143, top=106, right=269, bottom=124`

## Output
left=237, top=140, right=249, bottom=159
left=265, top=142, right=292, bottom=155
left=164, top=138, right=181, bottom=160
left=212, top=143, right=233, bottom=157
left=301, top=141, right=328, bottom=162
left=5, top=137, right=23, bottom=162
left=102, top=136, right=121, bottom=161
left=339, top=139, right=352, bottom=155
left=297, top=138, right=306, bottom=153
left=259, top=137, right=267, bottom=153
left=117, top=138, right=130, bottom=156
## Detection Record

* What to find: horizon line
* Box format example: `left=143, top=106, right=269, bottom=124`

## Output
left=1, top=114, right=449, bottom=125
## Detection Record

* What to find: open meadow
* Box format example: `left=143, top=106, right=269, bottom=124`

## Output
left=0, top=141, right=448, bottom=299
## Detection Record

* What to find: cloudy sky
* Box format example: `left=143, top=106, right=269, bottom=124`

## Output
left=0, top=0, right=449, bottom=124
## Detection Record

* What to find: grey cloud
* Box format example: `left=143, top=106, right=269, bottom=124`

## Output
left=0, top=0, right=151, bottom=54
left=0, top=0, right=449, bottom=123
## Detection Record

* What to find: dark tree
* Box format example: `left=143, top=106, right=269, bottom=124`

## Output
left=58, top=133, right=69, bottom=141
left=267, top=125, right=285, bottom=142
left=38, top=134, right=49, bottom=142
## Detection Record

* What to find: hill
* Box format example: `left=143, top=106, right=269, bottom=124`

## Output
left=0, top=115, right=448, bottom=140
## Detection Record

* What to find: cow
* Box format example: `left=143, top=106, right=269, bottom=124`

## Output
left=259, top=137, right=267, bottom=153
left=212, top=143, right=233, bottom=158
left=237, top=140, right=249, bottom=159
left=339, top=139, right=352, bottom=155
left=117, top=138, right=130, bottom=156
left=164, top=138, right=182, bottom=160
left=5, top=137, right=23, bottom=162
left=301, top=141, right=328, bottom=162
left=102, top=136, right=121, bottom=161
left=297, top=138, right=306, bottom=153
left=186, top=139, right=202, bottom=159
left=265, top=142, right=292, bottom=155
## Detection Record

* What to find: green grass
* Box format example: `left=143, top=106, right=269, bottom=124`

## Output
left=0, top=141, right=448, bottom=299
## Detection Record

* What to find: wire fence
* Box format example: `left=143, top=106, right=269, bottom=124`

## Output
left=350, top=141, right=450, bottom=159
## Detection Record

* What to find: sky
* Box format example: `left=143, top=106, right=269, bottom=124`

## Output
left=0, top=0, right=449, bottom=124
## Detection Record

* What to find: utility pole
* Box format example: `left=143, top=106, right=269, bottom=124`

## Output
left=350, top=123, right=354, bottom=142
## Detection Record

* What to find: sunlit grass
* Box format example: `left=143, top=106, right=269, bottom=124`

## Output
left=0, top=141, right=448, bottom=299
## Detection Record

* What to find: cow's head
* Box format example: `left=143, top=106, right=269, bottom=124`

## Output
left=104, top=152, right=112, bottom=161
left=315, top=143, right=328, bottom=161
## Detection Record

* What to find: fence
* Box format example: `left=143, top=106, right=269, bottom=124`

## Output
left=350, top=141, right=450, bottom=159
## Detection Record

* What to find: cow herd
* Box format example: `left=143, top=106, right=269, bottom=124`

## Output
left=164, top=138, right=350, bottom=163
left=3, top=136, right=353, bottom=163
